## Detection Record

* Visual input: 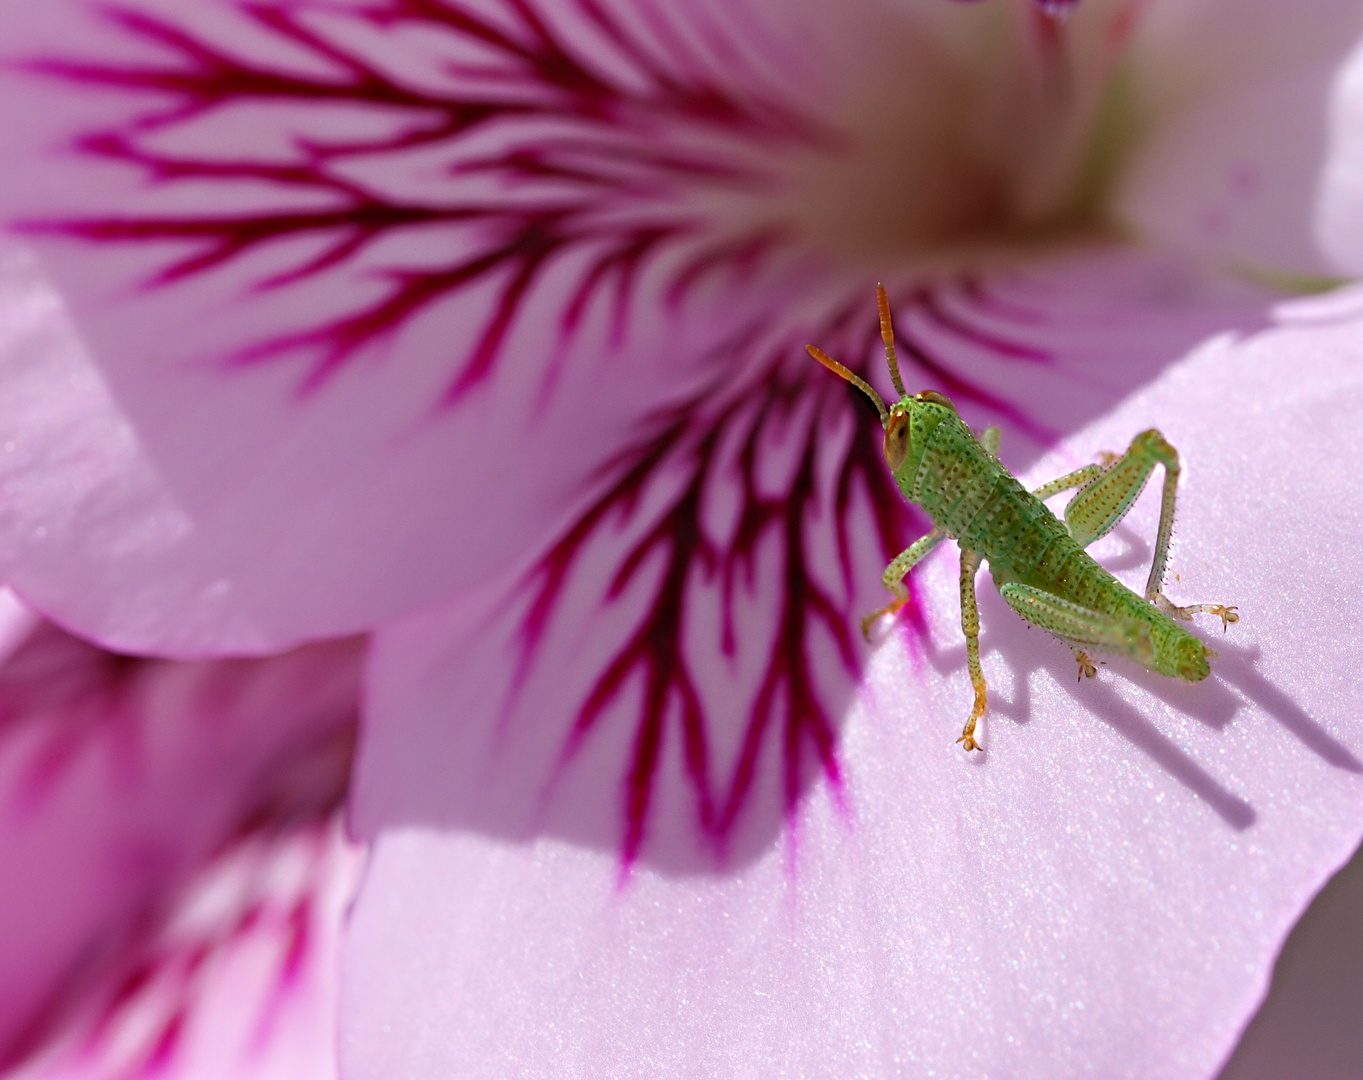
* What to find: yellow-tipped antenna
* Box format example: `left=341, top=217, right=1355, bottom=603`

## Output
left=876, top=283, right=907, bottom=399
left=806, top=344, right=888, bottom=425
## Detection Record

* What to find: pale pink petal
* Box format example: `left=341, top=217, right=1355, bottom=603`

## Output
left=338, top=254, right=1363, bottom=1078
left=1121, top=0, right=1363, bottom=274
left=1316, top=35, right=1363, bottom=274
left=0, top=0, right=872, bottom=652
left=1217, top=834, right=1363, bottom=1079
left=9, top=819, right=362, bottom=1080
left=0, top=616, right=362, bottom=1068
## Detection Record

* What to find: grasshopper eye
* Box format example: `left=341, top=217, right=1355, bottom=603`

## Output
left=883, top=410, right=910, bottom=473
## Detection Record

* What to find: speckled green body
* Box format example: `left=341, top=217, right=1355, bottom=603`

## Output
left=807, top=287, right=1234, bottom=750
left=898, top=399, right=1210, bottom=681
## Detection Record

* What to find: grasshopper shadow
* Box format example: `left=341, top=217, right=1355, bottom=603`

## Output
left=921, top=577, right=1362, bottom=829
left=1077, top=629, right=1362, bottom=774
left=930, top=586, right=1257, bottom=829
left=355, top=266, right=1282, bottom=877
left=1209, top=641, right=1363, bottom=773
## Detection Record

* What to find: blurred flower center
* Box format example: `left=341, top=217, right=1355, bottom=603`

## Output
left=781, top=0, right=1139, bottom=268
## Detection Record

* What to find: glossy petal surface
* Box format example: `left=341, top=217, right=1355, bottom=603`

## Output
left=344, top=281, right=1363, bottom=1078
left=1218, top=833, right=1363, bottom=1079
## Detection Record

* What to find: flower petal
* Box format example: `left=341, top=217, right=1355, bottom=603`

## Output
left=0, top=612, right=362, bottom=1068
left=338, top=256, right=1348, bottom=1077
left=1121, top=0, right=1363, bottom=275
left=1316, top=34, right=1363, bottom=275
left=2, top=0, right=1351, bottom=652
left=11, top=819, right=362, bottom=1080
left=0, top=0, right=857, bottom=650
left=349, top=252, right=1271, bottom=857
left=1217, top=833, right=1363, bottom=1079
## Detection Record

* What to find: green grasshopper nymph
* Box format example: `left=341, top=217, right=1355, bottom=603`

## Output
left=807, top=286, right=1238, bottom=752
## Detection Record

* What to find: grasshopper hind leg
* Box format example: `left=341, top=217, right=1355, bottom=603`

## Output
left=1051, top=430, right=1240, bottom=631
left=997, top=583, right=1157, bottom=669
left=1072, top=648, right=1102, bottom=681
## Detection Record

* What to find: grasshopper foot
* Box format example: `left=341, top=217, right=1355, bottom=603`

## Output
left=1209, top=605, right=1239, bottom=631
left=1074, top=650, right=1102, bottom=681
left=860, top=598, right=907, bottom=641
left=1154, top=594, right=1240, bottom=631
left=956, top=689, right=987, bottom=752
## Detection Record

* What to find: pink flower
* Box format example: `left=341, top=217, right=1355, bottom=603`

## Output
left=0, top=0, right=1362, bottom=1076
left=0, top=593, right=362, bottom=1077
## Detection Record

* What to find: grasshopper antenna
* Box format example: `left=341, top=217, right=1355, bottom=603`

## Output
left=876, top=283, right=908, bottom=399
left=805, top=344, right=889, bottom=425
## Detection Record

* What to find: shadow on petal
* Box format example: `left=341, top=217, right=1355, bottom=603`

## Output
left=356, top=255, right=1284, bottom=876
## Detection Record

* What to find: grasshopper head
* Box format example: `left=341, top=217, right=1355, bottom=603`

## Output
left=807, top=285, right=959, bottom=478
left=883, top=391, right=958, bottom=474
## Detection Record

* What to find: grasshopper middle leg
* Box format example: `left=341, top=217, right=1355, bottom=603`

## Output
left=957, top=547, right=987, bottom=752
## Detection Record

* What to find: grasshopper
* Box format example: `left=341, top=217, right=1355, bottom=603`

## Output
left=808, top=286, right=1238, bottom=752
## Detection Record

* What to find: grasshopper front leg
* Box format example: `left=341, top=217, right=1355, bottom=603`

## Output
left=862, top=527, right=946, bottom=639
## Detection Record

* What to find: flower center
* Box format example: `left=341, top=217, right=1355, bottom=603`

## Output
left=778, top=0, right=1142, bottom=269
